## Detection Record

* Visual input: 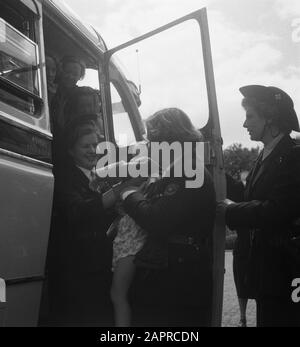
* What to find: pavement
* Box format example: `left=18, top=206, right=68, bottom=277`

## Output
left=222, top=251, right=256, bottom=327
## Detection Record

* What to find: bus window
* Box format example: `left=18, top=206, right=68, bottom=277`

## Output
left=0, top=0, right=36, bottom=40
left=0, top=19, right=41, bottom=114
left=110, top=82, right=136, bottom=146
left=0, top=9, right=42, bottom=117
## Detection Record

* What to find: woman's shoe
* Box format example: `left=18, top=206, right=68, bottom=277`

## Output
left=237, top=319, right=247, bottom=327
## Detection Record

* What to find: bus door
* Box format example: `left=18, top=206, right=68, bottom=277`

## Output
left=0, top=0, right=53, bottom=326
left=101, top=8, right=226, bottom=326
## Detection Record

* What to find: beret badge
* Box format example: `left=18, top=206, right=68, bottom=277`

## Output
left=274, top=93, right=282, bottom=101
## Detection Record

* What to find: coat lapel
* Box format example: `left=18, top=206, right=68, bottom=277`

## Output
left=70, top=163, right=91, bottom=190
left=245, top=151, right=263, bottom=198
left=247, top=135, right=293, bottom=193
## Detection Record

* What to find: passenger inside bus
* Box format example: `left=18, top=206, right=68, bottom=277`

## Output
left=64, top=86, right=104, bottom=136
left=51, top=55, right=86, bottom=134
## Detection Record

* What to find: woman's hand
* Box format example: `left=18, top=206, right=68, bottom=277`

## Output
left=216, top=199, right=235, bottom=224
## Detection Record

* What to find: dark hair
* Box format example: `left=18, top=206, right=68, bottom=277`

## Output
left=64, top=87, right=101, bottom=116
left=146, top=108, right=203, bottom=143
left=60, top=55, right=86, bottom=80
left=242, top=97, right=292, bottom=134
left=65, top=119, right=101, bottom=150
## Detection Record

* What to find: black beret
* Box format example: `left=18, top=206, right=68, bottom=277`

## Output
left=239, top=85, right=299, bottom=132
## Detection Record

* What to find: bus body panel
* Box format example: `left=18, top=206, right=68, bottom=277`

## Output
left=4, top=282, right=42, bottom=327
left=0, top=154, right=53, bottom=280
left=0, top=152, right=53, bottom=326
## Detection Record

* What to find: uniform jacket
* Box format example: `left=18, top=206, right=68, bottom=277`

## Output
left=124, top=168, right=216, bottom=326
left=226, top=135, right=300, bottom=299
left=49, top=162, right=114, bottom=274
left=123, top=168, right=216, bottom=268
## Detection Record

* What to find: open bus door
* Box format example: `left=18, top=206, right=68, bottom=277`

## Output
left=101, top=8, right=226, bottom=326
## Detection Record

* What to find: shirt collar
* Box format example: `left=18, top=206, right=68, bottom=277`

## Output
left=262, top=133, right=284, bottom=161
left=77, top=165, right=94, bottom=181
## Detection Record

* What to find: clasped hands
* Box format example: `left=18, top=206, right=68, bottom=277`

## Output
left=99, top=157, right=160, bottom=209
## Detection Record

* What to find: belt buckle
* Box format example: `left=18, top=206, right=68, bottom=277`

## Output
left=188, top=237, right=200, bottom=251
left=188, top=237, right=194, bottom=245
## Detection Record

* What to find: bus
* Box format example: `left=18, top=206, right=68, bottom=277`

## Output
left=0, top=0, right=226, bottom=326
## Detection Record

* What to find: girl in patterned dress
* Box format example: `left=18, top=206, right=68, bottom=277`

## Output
left=110, top=213, right=147, bottom=327
left=109, top=177, right=159, bottom=327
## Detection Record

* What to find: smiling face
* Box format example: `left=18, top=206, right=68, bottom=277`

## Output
left=69, top=133, right=99, bottom=170
left=243, top=106, right=267, bottom=142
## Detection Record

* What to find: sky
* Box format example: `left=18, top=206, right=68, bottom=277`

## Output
left=62, top=0, right=300, bottom=148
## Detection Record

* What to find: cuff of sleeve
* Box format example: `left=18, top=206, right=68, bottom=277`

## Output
left=225, top=203, right=239, bottom=230
left=121, top=189, right=139, bottom=201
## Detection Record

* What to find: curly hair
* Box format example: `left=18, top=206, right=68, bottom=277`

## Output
left=146, top=108, right=203, bottom=143
left=64, top=86, right=101, bottom=118
left=65, top=118, right=102, bottom=151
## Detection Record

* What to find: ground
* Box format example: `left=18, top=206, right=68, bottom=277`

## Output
left=222, top=251, right=256, bottom=327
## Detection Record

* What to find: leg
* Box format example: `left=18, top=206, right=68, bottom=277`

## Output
left=238, top=298, right=248, bottom=326
left=233, top=254, right=249, bottom=327
left=110, top=256, right=136, bottom=327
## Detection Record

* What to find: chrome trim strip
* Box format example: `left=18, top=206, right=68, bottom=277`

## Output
left=0, top=148, right=53, bottom=170
left=6, top=276, right=45, bottom=286
left=0, top=112, right=53, bottom=140
left=0, top=17, right=37, bottom=46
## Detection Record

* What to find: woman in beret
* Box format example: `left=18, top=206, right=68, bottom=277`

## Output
left=219, top=85, right=300, bottom=327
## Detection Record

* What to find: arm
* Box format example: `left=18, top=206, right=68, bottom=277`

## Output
left=123, top=175, right=216, bottom=238
left=64, top=187, right=105, bottom=226
left=226, top=148, right=300, bottom=231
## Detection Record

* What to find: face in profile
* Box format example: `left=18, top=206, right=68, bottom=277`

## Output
left=61, top=62, right=82, bottom=88
left=243, top=106, right=266, bottom=141
left=69, top=132, right=99, bottom=170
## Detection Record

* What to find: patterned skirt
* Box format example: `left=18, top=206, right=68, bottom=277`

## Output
left=112, top=214, right=147, bottom=271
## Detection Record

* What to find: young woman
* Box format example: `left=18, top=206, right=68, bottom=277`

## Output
left=111, top=108, right=216, bottom=327
left=48, top=119, right=116, bottom=326
left=219, top=85, right=300, bottom=327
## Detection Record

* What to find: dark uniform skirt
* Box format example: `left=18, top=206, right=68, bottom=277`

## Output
left=232, top=230, right=251, bottom=299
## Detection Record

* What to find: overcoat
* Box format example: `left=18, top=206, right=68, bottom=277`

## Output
left=47, top=162, right=114, bottom=325
left=124, top=167, right=216, bottom=326
left=226, top=135, right=300, bottom=300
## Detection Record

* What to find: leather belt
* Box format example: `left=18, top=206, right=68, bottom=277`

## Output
left=168, top=235, right=210, bottom=250
left=168, top=235, right=196, bottom=245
